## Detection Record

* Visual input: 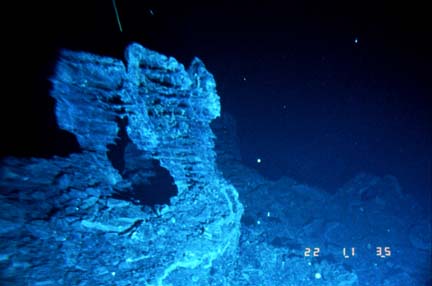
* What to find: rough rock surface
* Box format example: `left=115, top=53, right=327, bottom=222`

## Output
left=213, top=113, right=431, bottom=286
left=0, top=44, right=243, bottom=286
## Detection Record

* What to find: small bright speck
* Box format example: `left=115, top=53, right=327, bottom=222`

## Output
left=111, top=272, right=116, bottom=276
left=315, top=273, right=322, bottom=279
left=354, top=37, right=358, bottom=44
left=257, top=220, right=261, bottom=225
left=257, top=158, right=261, bottom=163
left=267, top=211, right=270, bottom=217
left=243, top=76, right=247, bottom=81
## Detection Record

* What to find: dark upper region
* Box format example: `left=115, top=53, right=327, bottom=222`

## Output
left=0, top=58, right=82, bottom=159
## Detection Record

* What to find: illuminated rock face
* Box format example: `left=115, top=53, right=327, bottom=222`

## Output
left=0, top=44, right=243, bottom=286
left=52, top=43, right=221, bottom=195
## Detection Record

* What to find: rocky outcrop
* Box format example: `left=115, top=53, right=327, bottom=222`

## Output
left=0, top=44, right=243, bottom=286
